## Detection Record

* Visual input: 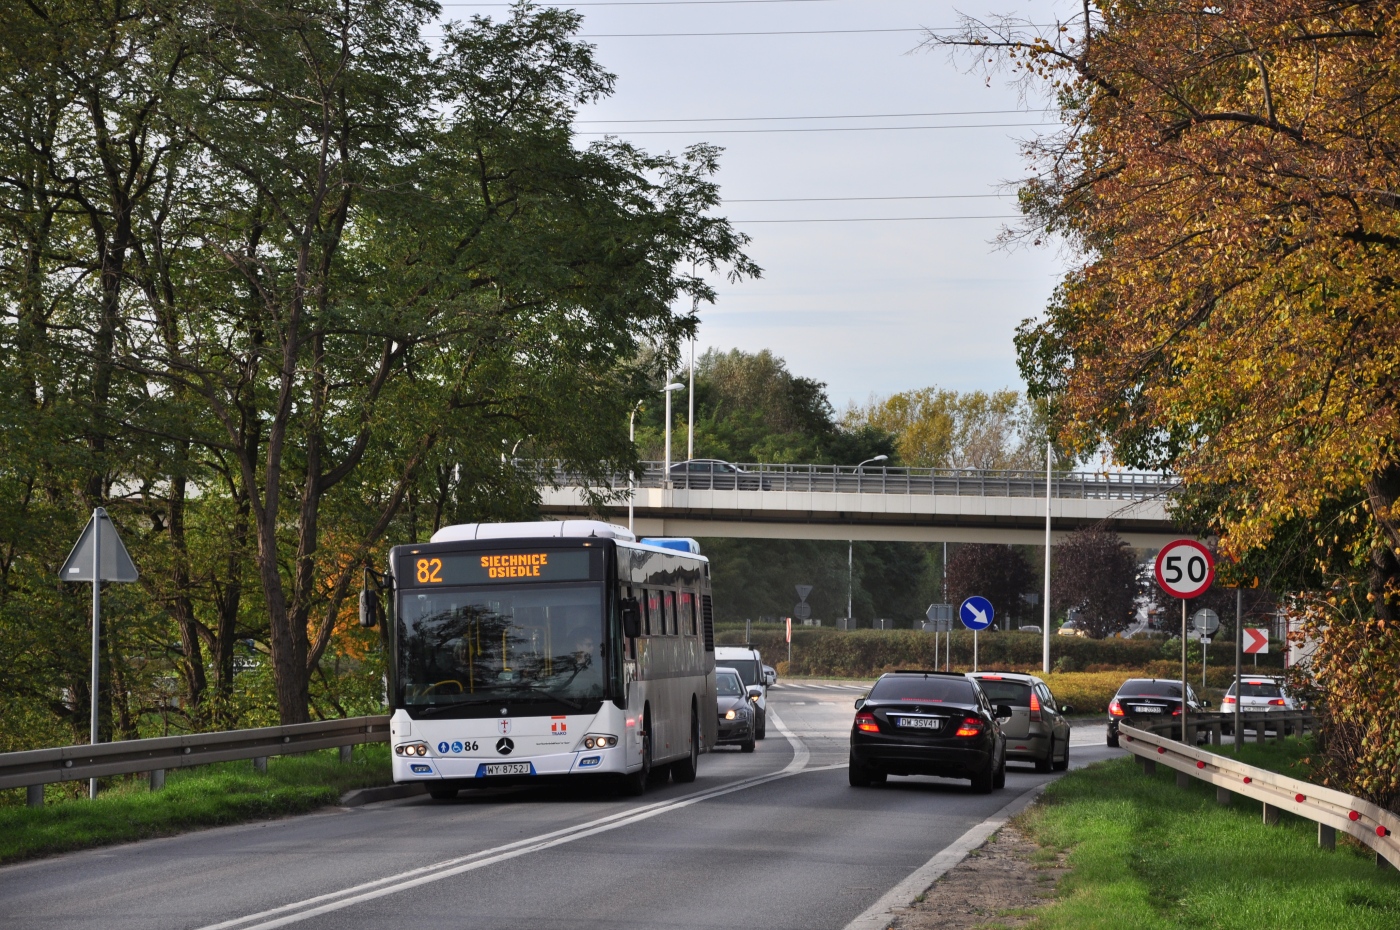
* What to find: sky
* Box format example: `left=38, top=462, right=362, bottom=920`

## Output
left=442, top=1, right=1075, bottom=409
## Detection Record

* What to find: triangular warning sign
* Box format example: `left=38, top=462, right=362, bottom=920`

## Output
left=795, top=584, right=813, bottom=601
left=59, top=508, right=139, bottom=582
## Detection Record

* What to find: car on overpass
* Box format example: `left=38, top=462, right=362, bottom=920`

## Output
left=667, top=458, right=772, bottom=490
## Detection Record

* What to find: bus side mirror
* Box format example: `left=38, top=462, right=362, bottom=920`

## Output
left=621, top=597, right=641, bottom=639
left=359, top=584, right=381, bottom=628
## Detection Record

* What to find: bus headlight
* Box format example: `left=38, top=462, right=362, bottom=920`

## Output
left=579, top=734, right=618, bottom=750
left=396, top=742, right=429, bottom=757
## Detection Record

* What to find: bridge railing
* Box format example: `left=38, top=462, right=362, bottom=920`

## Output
left=534, top=461, right=1178, bottom=502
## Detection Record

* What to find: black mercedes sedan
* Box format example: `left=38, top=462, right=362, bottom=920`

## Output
left=848, top=670, right=1010, bottom=793
left=1106, top=678, right=1206, bottom=745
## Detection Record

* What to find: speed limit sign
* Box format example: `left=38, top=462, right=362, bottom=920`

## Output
left=1154, top=539, right=1215, bottom=599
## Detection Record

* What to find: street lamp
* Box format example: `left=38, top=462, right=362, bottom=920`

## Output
left=628, top=399, right=645, bottom=536
left=849, top=455, right=889, bottom=625
left=662, top=382, right=684, bottom=488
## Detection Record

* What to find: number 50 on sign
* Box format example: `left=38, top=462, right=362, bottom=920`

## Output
left=1154, top=539, right=1215, bottom=599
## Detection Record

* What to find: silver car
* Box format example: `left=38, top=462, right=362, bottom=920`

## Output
left=1223, top=676, right=1300, bottom=734
left=969, top=672, right=1072, bottom=772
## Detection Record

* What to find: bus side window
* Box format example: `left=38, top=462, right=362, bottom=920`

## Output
left=680, top=590, right=697, bottom=636
left=664, top=590, right=677, bottom=636
left=647, top=589, right=662, bottom=636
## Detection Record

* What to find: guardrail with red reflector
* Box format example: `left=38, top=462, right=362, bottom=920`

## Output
left=1119, top=723, right=1400, bottom=870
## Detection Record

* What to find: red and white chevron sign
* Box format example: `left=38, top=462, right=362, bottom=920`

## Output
left=1244, top=627, right=1269, bottom=654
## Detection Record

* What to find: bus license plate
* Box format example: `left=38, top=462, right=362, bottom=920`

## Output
left=483, top=763, right=532, bottom=776
left=895, top=717, right=941, bottom=730
left=1132, top=706, right=1162, bottom=714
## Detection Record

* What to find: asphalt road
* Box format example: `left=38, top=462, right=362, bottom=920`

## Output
left=0, top=682, right=1124, bottom=930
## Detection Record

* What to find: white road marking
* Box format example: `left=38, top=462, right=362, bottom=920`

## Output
left=196, top=710, right=823, bottom=930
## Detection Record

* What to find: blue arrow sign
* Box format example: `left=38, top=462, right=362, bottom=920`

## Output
left=959, top=596, right=994, bottom=631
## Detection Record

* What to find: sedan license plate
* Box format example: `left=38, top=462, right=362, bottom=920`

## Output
left=482, top=762, right=532, bottom=776
left=894, top=717, right=942, bottom=730
left=1131, top=705, right=1163, bottom=714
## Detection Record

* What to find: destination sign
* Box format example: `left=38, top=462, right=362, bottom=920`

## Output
left=402, top=549, right=594, bottom=586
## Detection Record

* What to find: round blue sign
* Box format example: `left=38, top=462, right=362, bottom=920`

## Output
left=959, top=596, right=995, bottom=631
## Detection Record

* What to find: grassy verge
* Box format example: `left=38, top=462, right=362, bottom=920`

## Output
left=1013, top=747, right=1400, bottom=930
left=0, top=744, right=391, bottom=865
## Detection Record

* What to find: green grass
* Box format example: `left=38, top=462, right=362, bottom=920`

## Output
left=1015, top=748, right=1400, bottom=929
left=0, top=744, right=391, bottom=864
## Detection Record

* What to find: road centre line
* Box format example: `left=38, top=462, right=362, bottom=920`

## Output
left=197, top=711, right=824, bottom=930
left=842, top=783, right=1049, bottom=930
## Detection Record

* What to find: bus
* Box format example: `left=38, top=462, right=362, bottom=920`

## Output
left=385, top=520, right=717, bottom=798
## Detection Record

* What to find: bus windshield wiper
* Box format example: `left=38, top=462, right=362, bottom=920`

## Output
left=511, top=684, right=584, bottom=711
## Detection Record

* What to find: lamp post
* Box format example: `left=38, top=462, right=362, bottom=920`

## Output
left=628, top=399, right=645, bottom=536
left=849, top=455, right=888, bottom=626
left=662, top=382, right=684, bottom=488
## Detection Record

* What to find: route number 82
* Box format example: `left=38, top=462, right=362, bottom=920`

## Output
left=416, top=558, right=443, bottom=584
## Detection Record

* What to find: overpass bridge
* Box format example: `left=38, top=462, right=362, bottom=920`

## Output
left=535, top=461, right=1182, bottom=548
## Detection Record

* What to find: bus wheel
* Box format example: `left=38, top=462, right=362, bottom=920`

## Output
left=619, top=726, right=651, bottom=796
left=671, top=711, right=699, bottom=783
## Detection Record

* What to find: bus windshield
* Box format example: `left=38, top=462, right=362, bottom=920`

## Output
left=398, top=583, right=605, bottom=714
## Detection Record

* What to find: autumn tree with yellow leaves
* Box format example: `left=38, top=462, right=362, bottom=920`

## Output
left=932, top=1, right=1400, bottom=806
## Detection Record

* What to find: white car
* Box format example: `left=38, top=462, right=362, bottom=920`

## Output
left=763, top=664, right=777, bottom=687
left=714, top=645, right=768, bottom=739
left=1223, top=676, right=1297, bottom=713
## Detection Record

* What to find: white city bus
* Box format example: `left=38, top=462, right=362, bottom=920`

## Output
left=387, top=520, right=717, bottom=798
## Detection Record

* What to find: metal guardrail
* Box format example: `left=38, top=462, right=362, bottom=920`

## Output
left=1120, top=721, right=1400, bottom=870
left=535, top=461, right=1179, bottom=502
left=1, top=715, right=390, bottom=806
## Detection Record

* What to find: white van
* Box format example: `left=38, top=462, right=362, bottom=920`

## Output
left=714, top=645, right=767, bottom=739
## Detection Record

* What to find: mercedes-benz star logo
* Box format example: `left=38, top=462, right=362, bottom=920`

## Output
left=495, top=738, right=514, bottom=755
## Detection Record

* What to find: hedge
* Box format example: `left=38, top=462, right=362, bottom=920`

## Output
left=717, top=628, right=1284, bottom=680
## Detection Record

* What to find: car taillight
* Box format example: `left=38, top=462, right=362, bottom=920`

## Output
left=855, top=711, right=880, bottom=733
left=1222, top=695, right=1235, bottom=704
left=1109, top=699, right=1124, bottom=717
left=954, top=717, right=983, bottom=737
left=1171, top=706, right=1182, bottom=716
left=1029, top=691, right=1042, bottom=723
left=1268, top=698, right=1286, bottom=706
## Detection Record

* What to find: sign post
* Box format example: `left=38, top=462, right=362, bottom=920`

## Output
left=1154, top=539, right=1214, bottom=743
left=959, top=596, right=994, bottom=672
left=1191, top=608, right=1220, bottom=689
left=786, top=616, right=792, bottom=669
left=59, top=508, right=139, bottom=799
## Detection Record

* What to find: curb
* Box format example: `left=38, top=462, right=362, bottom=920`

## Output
left=842, top=782, right=1048, bottom=930
left=340, top=783, right=427, bottom=807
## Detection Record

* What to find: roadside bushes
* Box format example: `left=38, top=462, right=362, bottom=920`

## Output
left=718, top=628, right=1284, bottom=680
